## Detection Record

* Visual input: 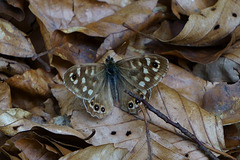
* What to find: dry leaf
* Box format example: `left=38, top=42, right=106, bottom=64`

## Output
left=155, top=0, right=240, bottom=46
left=171, top=0, right=217, bottom=18
left=6, top=68, right=53, bottom=96
left=193, top=57, right=240, bottom=82
left=0, top=18, right=36, bottom=57
left=203, top=81, right=240, bottom=125
left=60, top=144, right=128, bottom=160
left=0, top=82, right=12, bottom=111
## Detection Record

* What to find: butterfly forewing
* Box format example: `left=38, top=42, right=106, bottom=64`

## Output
left=116, top=54, right=169, bottom=91
left=63, top=63, right=106, bottom=100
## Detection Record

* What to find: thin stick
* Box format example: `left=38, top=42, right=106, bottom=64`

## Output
left=139, top=105, right=152, bottom=160
left=125, top=90, right=219, bottom=160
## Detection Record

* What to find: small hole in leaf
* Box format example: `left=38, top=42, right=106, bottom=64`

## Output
left=126, top=131, right=132, bottom=136
left=232, top=13, right=237, bottom=17
left=211, top=7, right=216, bottom=11
left=111, top=131, right=117, bottom=135
left=214, top=24, right=220, bottom=30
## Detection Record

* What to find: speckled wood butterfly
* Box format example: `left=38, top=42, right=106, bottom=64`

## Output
left=63, top=54, right=169, bottom=119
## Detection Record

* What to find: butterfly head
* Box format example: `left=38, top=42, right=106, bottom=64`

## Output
left=105, top=56, right=118, bottom=76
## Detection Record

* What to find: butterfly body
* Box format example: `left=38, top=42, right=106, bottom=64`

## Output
left=64, top=54, right=169, bottom=119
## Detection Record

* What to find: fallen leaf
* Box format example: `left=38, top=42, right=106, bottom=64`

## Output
left=0, top=18, right=36, bottom=57
left=203, top=81, right=240, bottom=125
left=60, top=144, right=127, bottom=160
left=6, top=68, right=53, bottom=96
left=154, top=0, right=240, bottom=46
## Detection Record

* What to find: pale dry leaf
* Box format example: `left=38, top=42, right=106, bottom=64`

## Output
left=203, top=81, right=240, bottom=125
left=62, top=0, right=157, bottom=37
left=193, top=57, right=240, bottom=82
left=97, top=0, right=133, bottom=7
left=6, top=68, right=53, bottom=96
left=171, top=0, right=217, bottom=18
left=60, top=144, right=128, bottom=160
left=0, top=110, right=37, bottom=136
left=70, top=83, right=224, bottom=159
left=162, top=63, right=216, bottom=107
left=0, top=57, right=30, bottom=76
left=0, top=82, right=12, bottom=111
left=0, top=18, right=36, bottom=57
left=29, top=0, right=118, bottom=34
left=51, top=84, right=84, bottom=116
left=155, top=0, right=240, bottom=46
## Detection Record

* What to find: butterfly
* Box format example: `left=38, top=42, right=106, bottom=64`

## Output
left=63, top=54, right=169, bottom=119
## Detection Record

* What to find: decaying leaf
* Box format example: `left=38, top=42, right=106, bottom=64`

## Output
left=203, top=81, right=240, bottom=125
left=193, top=57, right=240, bottom=82
left=6, top=68, right=53, bottom=96
left=60, top=144, right=127, bottom=160
left=155, top=0, right=240, bottom=46
left=0, top=18, right=36, bottom=58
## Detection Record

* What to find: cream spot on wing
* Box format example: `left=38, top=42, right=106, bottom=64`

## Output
left=144, top=77, right=150, bottom=82
left=83, top=86, right=87, bottom=92
left=90, top=69, right=95, bottom=76
left=152, top=67, right=158, bottom=72
left=130, top=61, right=136, bottom=69
left=77, top=68, right=81, bottom=76
left=82, top=77, right=86, bottom=84
left=145, top=58, right=151, bottom=66
left=69, top=72, right=73, bottom=77
left=88, top=89, right=93, bottom=95
left=85, top=69, right=88, bottom=74
left=93, top=81, right=96, bottom=86
left=74, top=88, right=79, bottom=92
left=139, top=81, right=145, bottom=87
left=154, top=75, right=160, bottom=80
left=155, top=60, right=160, bottom=64
left=73, top=79, right=78, bottom=84
left=132, top=76, right=137, bottom=81
left=143, top=68, right=149, bottom=74
left=138, top=61, right=142, bottom=66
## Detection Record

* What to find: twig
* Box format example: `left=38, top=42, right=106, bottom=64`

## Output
left=125, top=90, right=219, bottom=160
left=138, top=104, right=152, bottom=160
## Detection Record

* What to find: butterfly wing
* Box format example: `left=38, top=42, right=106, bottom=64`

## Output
left=63, top=63, right=106, bottom=100
left=116, top=74, right=151, bottom=114
left=83, top=79, right=114, bottom=119
left=116, top=54, right=169, bottom=91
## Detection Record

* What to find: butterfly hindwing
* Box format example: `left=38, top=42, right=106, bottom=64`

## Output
left=63, top=63, right=106, bottom=100
left=116, top=54, right=169, bottom=91
left=83, top=79, right=114, bottom=119
left=116, top=74, right=151, bottom=114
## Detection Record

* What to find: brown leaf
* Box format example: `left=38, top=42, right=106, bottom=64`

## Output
left=60, top=144, right=127, bottom=160
left=69, top=83, right=224, bottom=159
left=6, top=68, right=53, bottom=96
left=162, top=63, right=216, bottom=107
left=0, top=57, right=30, bottom=77
left=155, top=0, right=240, bottom=46
left=171, top=0, right=217, bottom=18
left=203, top=81, right=240, bottom=125
left=193, top=57, right=240, bottom=82
left=0, top=18, right=36, bottom=57
left=0, top=0, right=26, bottom=21
left=0, top=82, right=12, bottom=111
left=29, top=0, right=118, bottom=33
